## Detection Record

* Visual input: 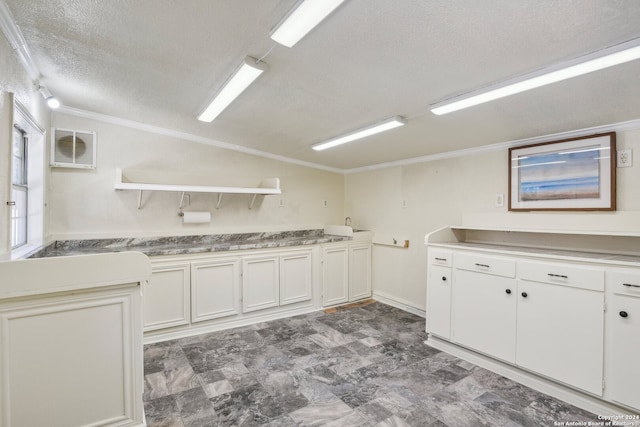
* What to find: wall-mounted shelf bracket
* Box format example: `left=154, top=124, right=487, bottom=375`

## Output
left=249, top=194, right=258, bottom=210
left=137, top=190, right=143, bottom=209
left=216, top=193, right=223, bottom=209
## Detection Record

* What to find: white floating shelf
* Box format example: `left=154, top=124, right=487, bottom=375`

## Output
left=114, top=168, right=281, bottom=209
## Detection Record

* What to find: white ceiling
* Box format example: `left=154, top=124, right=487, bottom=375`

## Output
left=6, top=0, right=640, bottom=170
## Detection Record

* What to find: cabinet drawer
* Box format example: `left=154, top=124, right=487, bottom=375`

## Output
left=608, top=270, right=640, bottom=297
left=518, top=261, right=604, bottom=292
left=455, top=252, right=515, bottom=278
left=429, top=249, right=452, bottom=267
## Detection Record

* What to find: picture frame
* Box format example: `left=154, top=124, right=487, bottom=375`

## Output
left=508, top=132, right=616, bottom=211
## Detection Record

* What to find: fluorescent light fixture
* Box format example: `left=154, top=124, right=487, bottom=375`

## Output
left=198, top=56, right=267, bottom=122
left=270, top=0, right=346, bottom=48
left=312, top=116, right=406, bottom=151
left=37, top=85, right=60, bottom=109
left=431, top=37, right=640, bottom=115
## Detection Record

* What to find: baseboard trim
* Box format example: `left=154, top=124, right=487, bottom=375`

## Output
left=143, top=305, right=320, bottom=344
left=425, top=335, right=637, bottom=418
left=372, top=291, right=425, bottom=318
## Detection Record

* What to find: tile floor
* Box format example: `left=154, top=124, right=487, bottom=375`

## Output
left=143, top=302, right=600, bottom=426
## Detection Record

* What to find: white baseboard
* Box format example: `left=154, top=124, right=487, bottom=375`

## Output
left=425, top=335, right=638, bottom=418
left=372, top=290, right=425, bottom=318
left=143, top=305, right=320, bottom=344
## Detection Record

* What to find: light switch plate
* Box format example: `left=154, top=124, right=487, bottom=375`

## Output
left=617, top=149, right=632, bottom=168
left=495, top=193, right=504, bottom=207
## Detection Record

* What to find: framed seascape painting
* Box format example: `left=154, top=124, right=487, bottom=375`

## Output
left=509, top=133, right=616, bottom=211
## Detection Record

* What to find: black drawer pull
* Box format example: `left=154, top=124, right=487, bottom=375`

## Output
left=505, top=289, right=511, bottom=294
left=623, top=283, right=640, bottom=288
left=620, top=311, right=629, bottom=318
left=521, top=292, right=528, bottom=298
left=547, top=273, right=568, bottom=279
left=435, top=257, right=447, bottom=262
left=475, top=263, right=490, bottom=268
left=441, top=276, right=447, bottom=282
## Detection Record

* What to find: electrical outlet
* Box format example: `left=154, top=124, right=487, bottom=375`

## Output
left=279, top=198, right=285, bottom=207
left=323, top=200, right=328, bottom=208
left=617, top=149, right=633, bottom=168
left=401, top=199, right=408, bottom=208
left=495, top=193, right=504, bottom=207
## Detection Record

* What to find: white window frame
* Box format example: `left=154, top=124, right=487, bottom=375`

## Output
left=10, top=100, right=45, bottom=260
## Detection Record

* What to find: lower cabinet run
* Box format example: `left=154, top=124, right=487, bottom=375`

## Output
left=425, top=226, right=640, bottom=416
left=322, top=241, right=372, bottom=307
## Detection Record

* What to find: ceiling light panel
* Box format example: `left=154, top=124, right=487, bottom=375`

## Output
left=312, top=116, right=406, bottom=151
left=271, top=0, right=346, bottom=48
left=198, top=56, right=268, bottom=122
left=431, top=37, right=640, bottom=115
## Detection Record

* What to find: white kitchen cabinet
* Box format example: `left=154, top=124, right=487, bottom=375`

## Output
left=452, top=268, right=517, bottom=363
left=191, top=257, right=241, bottom=322
left=349, top=243, right=372, bottom=301
left=426, top=264, right=452, bottom=339
left=242, top=255, right=280, bottom=313
left=607, top=269, right=640, bottom=411
left=0, top=252, right=149, bottom=427
left=280, top=250, right=313, bottom=305
left=424, top=226, right=640, bottom=416
left=609, top=294, right=640, bottom=410
left=516, top=276, right=604, bottom=395
left=322, top=244, right=349, bottom=306
left=144, top=262, right=190, bottom=331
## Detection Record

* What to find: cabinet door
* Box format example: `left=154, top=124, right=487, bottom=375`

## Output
left=242, top=255, right=279, bottom=313
left=516, top=279, right=604, bottom=396
left=0, top=286, right=142, bottom=427
left=280, top=250, right=312, bottom=306
left=452, top=269, right=517, bottom=363
left=609, top=294, right=640, bottom=410
left=349, top=244, right=371, bottom=301
left=191, top=258, right=240, bottom=322
left=144, top=262, right=190, bottom=331
left=427, top=265, right=452, bottom=339
left=323, top=245, right=349, bottom=306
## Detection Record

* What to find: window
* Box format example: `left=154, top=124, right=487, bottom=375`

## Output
left=11, top=126, right=28, bottom=248
left=9, top=99, right=45, bottom=259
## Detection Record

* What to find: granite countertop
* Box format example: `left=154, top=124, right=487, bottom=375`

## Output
left=28, top=229, right=352, bottom=258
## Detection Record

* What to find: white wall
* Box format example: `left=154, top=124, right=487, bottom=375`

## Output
left=345, top=128, right=640, bottom=312
left=48, top=112, right=345, bottom=239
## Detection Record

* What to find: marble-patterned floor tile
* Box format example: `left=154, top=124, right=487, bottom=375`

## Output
left=165, top=364, right=199, bottom=395
left=376, top=414, right=413, bottom=427
left=323, top=409, right=371, bottom=426
left=202, top=379, right=233, bottom=398
left=143, top=302, right=598, bottom=427
left=144, top=371, right=169, bottom=400
left=360, top=336, right=383, bottom=347
left=288, top=398, right=354, bottom=426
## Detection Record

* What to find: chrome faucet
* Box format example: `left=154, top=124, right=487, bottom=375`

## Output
left=345, top=217, right=351, bottom=226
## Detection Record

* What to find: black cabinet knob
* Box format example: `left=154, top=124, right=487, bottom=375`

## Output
left=441, top=276, right=447, bottom=281
left=505, top=289, right=511, bottom=294
left=521, top=292, right=528, bottom=298
left=620, top=311, right=629, bottom=318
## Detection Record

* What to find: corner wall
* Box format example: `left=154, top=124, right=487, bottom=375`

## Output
left=345, top=128, right=640, bottom=313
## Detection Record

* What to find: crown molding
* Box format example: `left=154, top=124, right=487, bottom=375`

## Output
left=57, top=106, right=344, bottom=174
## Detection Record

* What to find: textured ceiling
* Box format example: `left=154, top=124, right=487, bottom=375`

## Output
left=6, top=0, right=640, bottom=170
